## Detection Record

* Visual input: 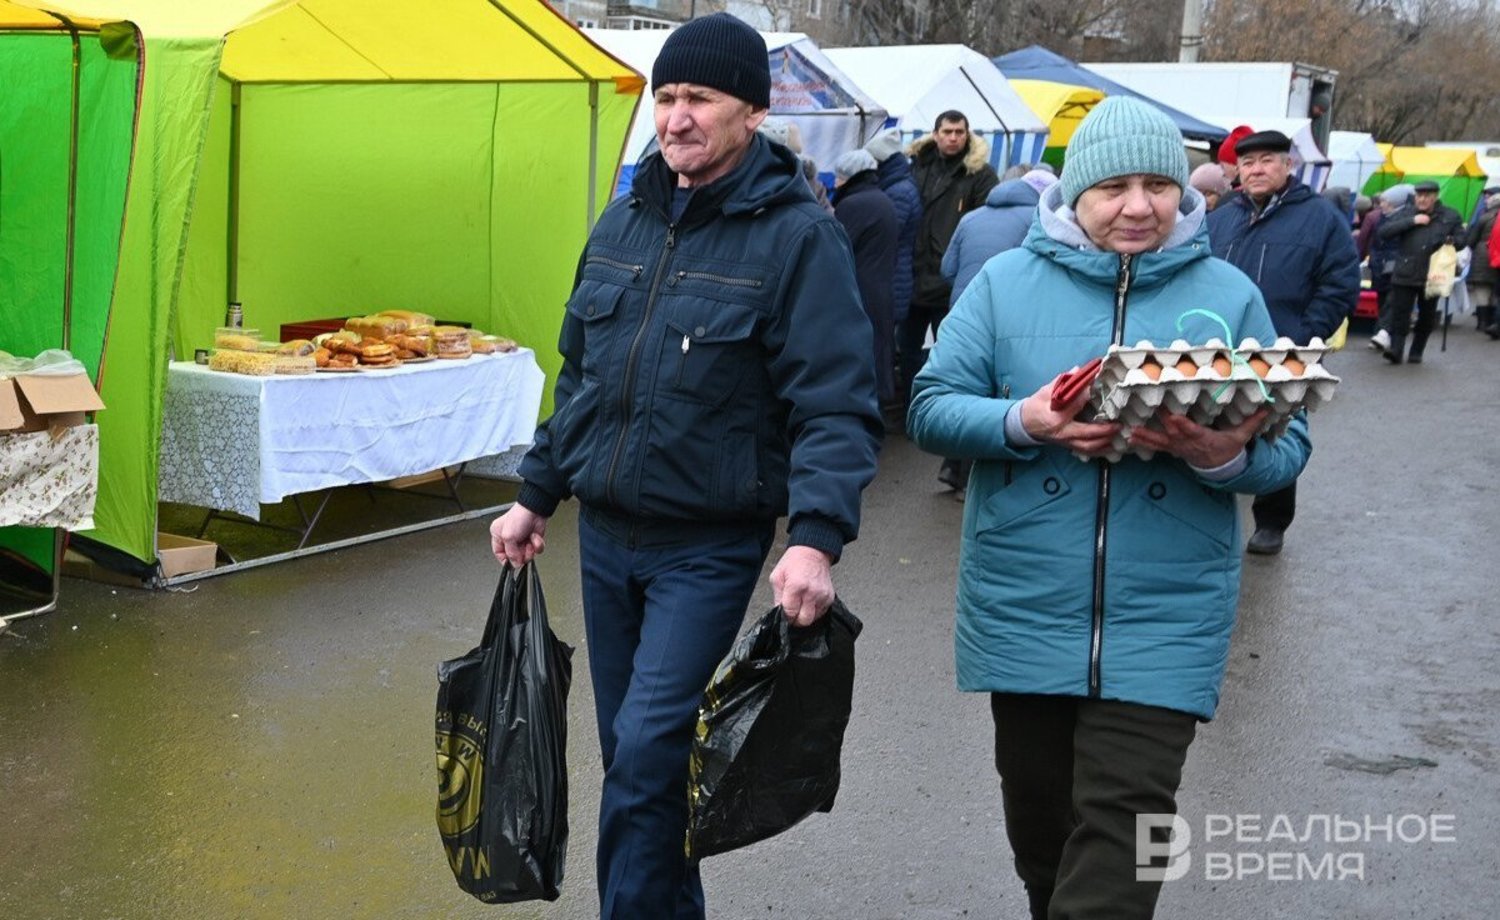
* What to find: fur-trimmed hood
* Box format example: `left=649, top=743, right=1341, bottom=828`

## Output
left=908, top=132, right=993, bottom=176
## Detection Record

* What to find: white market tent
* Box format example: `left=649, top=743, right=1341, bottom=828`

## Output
left=823, top=44, right=1049, bottom=169
left=1327, top=131, right=1384, bottom=195
left=1204, top=115, right=1331, bottom=191
left=587, top=29, right=887, bottom=195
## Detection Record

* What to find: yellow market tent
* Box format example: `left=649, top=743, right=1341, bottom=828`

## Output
left=0, top=0, right=641, bottom=570
left=1009, top=79, right=1103, bottom=169
left=1366, top=145, right=1486, bottom=215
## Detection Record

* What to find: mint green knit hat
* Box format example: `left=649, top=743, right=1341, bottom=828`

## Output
left=1060, top=96, right=1190, bottom=206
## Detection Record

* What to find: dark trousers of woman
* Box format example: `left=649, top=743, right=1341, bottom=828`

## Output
left=1385, top=283, right=1439, bottom=361
left=991, top=693, right=1198, bottom=920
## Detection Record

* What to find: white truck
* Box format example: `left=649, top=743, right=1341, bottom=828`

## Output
left=1082, top=61, right=1337, bottom=152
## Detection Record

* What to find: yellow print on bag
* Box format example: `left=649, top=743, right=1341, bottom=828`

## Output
left=435, top=710, right=487, bottom=840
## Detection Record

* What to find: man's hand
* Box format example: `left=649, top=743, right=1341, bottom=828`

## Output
left=770, top=545, right=835, bottom=627
left=1020, top=372, right=1121, bottom=456
left=1127, top=409, right=1269, bottom=469
left=1414, top=213, right=1431, bottom=226
left=490, top=504, right=548, bottom=567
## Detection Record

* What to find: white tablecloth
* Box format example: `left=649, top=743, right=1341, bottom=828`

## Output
left=159, top=351, right=544, bottom=519
left=0, top=424, right=99, bottom=529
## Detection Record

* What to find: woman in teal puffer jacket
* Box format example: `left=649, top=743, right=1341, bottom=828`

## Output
left=908, top=97, right=1311, bottom=920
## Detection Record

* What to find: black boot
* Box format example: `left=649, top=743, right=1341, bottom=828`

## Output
left=1486, top=310, right=1500, bottom=340
left=1408, top=329, right=1430, bottom=364
left=1478, top=306, right=1495, bottom=334
left=1383, top=334, right=1405, bottom=364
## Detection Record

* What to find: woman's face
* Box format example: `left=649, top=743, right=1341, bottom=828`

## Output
left=1075, top=174, right=1182, bottom=254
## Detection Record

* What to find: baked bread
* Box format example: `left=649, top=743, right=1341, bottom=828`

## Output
left=327, top=334, right=363, bottom=355
left=391, top=333, right=430, bottom=357
left=469, top=333, right=517, bottom=354
left=376, top=309, right=435, bottom=328
left=432, top=326, right=472, bottom=359
left=313, top=347, right=332, bottom=368
left=344, top=315, right=406, bottom=340
left=277, top=339, right=316, bottom=357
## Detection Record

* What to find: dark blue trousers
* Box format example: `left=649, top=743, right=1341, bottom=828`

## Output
left=579, top=510, right=773, bottom=920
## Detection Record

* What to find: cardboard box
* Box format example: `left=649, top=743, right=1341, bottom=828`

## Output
left=384, top=466, right=455, bottom=489
left=157, top=533, right=218, bottom=578
left=0, top=373, right=106, bottom=433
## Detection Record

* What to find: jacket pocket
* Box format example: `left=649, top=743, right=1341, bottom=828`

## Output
left=1127, top=469, right=1235, bottom=557
left=661, top=301, right=760, bottom=407
left=564, top=281, right=625, bottom=378
left=549, top=375, right=602, bottom=494
left=975, top=452, right=1074, bottom=533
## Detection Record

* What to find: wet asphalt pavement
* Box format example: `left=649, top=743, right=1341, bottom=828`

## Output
left=2, top=325, right=1497, bottom=919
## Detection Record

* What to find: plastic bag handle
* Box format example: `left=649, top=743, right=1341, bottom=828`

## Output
left=480, top=561, right=528, bottom=649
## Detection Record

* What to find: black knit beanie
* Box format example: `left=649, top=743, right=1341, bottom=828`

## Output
left=651, top=13, right=770, bottom=109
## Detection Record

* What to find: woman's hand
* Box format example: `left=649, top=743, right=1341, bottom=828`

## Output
left=1128, top=409, right=1269, bottom=468
left=1019, top=372, right=1121, bottom=456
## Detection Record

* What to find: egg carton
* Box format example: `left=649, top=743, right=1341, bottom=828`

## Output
left=1077, top=336, right=1339, bottom=463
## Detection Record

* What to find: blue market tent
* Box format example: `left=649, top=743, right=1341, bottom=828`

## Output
left=993, top=45, right=1228, bottom=144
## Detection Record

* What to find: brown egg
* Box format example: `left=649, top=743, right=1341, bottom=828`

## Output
left=1141, top=358, right=1163, bottom=380
left=1283, top=357, right=1306, bottom=376
left=1212, top=356, right=1232, bottom=377
left=1175, top=358, right=1199, bottom=377
left=1248, top=356, right=1272, bottom=378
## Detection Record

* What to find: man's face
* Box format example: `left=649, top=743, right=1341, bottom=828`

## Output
left=654, top=83, right=767, bottom=188
left=934, top=119, right=969, bottom=157
left=1415, top=190, right=1439, bottom=212
left=1236, top=151, right=1291, bottom=198
left=1075, top=174, right=1182, bottom=254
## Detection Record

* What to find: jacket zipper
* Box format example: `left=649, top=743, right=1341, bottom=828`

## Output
left=1090, top=253, right=1132, bottom=697
left=602, top=224, right=676, bottom=506
left=671, top=270, right=762, bottom=288
left=586, top=254, right=644, bottom=279
left=1001, top=383, right=1013, bottom=486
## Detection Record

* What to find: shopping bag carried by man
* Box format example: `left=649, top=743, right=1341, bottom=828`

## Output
left=435, top=562, right=573, bottom=902
left=1426, top=243, right=1458, bottom=299
left=686, top=599, right=863, bottom=859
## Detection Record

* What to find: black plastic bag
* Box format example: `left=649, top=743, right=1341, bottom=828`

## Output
left=435, top=562, right=573, bottom=902
left=686, top=599, right=863, bottom=859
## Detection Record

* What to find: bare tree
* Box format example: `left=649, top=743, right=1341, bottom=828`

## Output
left=1203, top=0, right=1500, bottom=142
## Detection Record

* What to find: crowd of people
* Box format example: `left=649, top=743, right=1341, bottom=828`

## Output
left=487, top=13, right=1488, bottom=920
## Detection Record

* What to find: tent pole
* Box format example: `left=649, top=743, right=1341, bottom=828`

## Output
left=63, top=18, right=82, bottom=352
left=588, top=82, right=599, bottom=231
left=227, top=80, right=242, bottom=306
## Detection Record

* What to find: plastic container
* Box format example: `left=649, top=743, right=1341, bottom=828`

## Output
left=214, top=327, right=262, bottom=351
left=208, top=348, right=276, bottom=376
left=272, top=353, right=316, bottom=375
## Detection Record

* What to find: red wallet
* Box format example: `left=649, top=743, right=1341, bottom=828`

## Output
left=1049, top=357, right=1104, bottom=412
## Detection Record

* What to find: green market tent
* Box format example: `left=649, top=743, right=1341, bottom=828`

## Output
left=0, top=0, right=641, bottom=571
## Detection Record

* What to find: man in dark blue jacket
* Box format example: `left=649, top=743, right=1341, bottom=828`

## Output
left=1207, top=130, right=1359, bottom=555
left=865, top=127, right=922, bottom=403
left=833, top=149, right=899, bottom=405
left=490, top=14, right=881, bottom=920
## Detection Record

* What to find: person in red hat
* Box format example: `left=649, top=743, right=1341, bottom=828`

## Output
left=1217, top=124, right=1254, bottom=188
